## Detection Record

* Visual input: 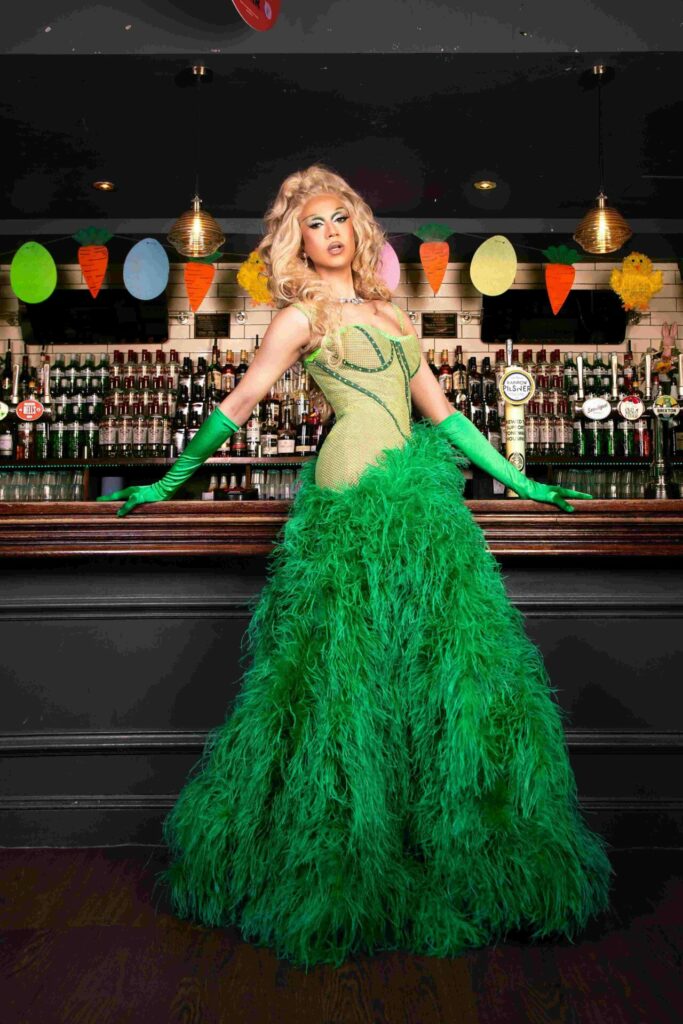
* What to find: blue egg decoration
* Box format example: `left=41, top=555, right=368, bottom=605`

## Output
left=123, top=238, right=170, bottom=300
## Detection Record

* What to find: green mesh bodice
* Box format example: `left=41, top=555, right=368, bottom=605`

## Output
left=292, top=302, right=422, bottom=490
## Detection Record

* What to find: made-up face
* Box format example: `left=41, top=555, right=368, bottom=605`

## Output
left=298, top=193, right=356, bottom=270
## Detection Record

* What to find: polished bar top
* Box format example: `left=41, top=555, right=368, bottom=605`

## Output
left=0, top=500, right=682, bottom=557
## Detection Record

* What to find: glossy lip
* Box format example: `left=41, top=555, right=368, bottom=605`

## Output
left=327, top=243, right=344, bottom=253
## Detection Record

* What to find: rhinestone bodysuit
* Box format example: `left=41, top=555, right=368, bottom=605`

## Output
left=292, top=302, right=421, bottom=490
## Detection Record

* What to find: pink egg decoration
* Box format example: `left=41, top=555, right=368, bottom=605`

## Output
left=377, top=242, right=401, bottom=292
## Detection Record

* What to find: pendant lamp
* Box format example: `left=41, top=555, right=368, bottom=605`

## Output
left=573, top=65, right=632, bottom=255
left=168, top=65, right=225, bottom=258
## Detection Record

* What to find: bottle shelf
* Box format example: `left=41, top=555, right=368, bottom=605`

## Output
left=0, top=456, right=318, bottom=470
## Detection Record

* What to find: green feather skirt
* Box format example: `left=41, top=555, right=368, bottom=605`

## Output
left=156, top=421, right=614, bottom=969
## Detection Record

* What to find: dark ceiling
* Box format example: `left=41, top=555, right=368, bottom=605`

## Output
left=0, top=50, right=681, bottom=263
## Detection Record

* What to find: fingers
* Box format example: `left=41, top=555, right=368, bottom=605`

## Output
left=561, top=488, right=594, bottom=500
left=96, top=487, right=136, bottom=502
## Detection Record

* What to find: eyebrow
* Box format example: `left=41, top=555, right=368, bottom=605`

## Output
left=302, top=207, right=347, bottom=222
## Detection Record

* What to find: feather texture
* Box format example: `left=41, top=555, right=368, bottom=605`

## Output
left=155, top=421, right=614, bottom=969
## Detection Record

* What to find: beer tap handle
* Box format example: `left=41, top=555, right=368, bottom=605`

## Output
left=576, top=354, right=584, bottom=408
left=610, top=352, right=618, bottom=402
left=644, top=353, right=652, bottom=402
left=505, top=338, right=514, bottom=367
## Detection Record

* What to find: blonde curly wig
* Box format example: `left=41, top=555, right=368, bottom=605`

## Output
left=256, top=164, right=392, bottom=379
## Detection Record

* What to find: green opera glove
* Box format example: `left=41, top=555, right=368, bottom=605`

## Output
left=435, top=410, right=594, bottom=513
left=96, top=407, right=240, bottom=517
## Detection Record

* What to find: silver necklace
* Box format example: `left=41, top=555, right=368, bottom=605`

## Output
left=337, top=296, right=365, bottom=304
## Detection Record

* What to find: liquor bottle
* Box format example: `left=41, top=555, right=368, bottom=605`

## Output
left=131, top=402, right=147, bottom=458
left=19, top=355, right=31, bottom=399
left=117, top=404, right=133, bottom=459
left=260, top=407, right=279, bottom=457
left=539, top=399, right=555, bottom=456
left=221, top=350, right=236, bottom=394
left=64, top=401, right=81, bottom=460
left=99, top=402, right=117, bottom=458
left=193, top=355, right=208, bottom=403
left=563, top=352, right=577, bottom=399
left=554, top=398, right=573, bottom=454
left=236, top=349, right=250, bottom=386
left=526, top=400, right=540, bottom=456
left=34, top=363, right=52, bottom=460
left=166, top=349, right=180, bottom=393
left=230, top=418, right=247, bottom=456
left=171, top=401, right=188, bottom=457
left=572, top=403, right=586, bottom=457
left=466, top=356, right=482, bottom=403
left=426, top=349, right=438, bottom=377
left=186, top=407, right=202, bottom=446
left=245, top=402, right=262, bottom=457
left=485, top=407, right=502, bottom=452
left=0, top=410, right=13, bottom=458
left=80, top=352, right=96, bottom=395
left=452, top=346, right=467, bottom=396
left=614, top=406, right=633, bottom=459
left=178, top=355, right=193, bottom=394
left=277, top=405, right=296, bottom=454
left=219, top=474, right=229, bottom=496
left=438, top=350, right=453, bottom=397
left=295, top=407, right=316, bottom=455
left=160, top=402, right=173, bottom=457
left=1, top=343, right=12, bottom=399
left=147, top=402, right=163, bottom=457
left=481, top=356, right=497, bottom=408
left=209, top=343, right=223, bottom=392
left=81, top=402, right=100, bottom=459
left=470, top=398, right=486, bottom=434
left=124, top=349, right=139, bottom=382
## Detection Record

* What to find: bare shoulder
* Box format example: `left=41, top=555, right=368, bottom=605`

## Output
left=380, top=298, right=417, bottom=337
left=264, top=304, right=311, bottom=354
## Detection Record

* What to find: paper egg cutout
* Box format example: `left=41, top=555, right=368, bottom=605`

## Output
left=10, top=242, right=58, bottom=303
left=123, top=238, right=170, bottom=300
left=377, top=241, right=401, bottom=292
left=470, top=235, right=517, bottom=296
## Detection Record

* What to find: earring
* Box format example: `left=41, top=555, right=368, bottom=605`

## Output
left=301, top=251, right=309, bottom=266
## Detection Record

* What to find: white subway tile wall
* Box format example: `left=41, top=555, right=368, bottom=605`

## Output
left=1, top=261, right=681, bottom=366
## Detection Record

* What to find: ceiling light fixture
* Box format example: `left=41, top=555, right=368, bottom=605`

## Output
left=473, top=180, right=497, bottom=190
left=573, top=65, right=632, bottom=255
left=167, top=65, right=225, bottom=258
left=92, top=180, right=116, bottom=191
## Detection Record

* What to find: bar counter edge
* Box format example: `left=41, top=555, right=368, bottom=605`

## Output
left=1, top=499, right=682, bottom=557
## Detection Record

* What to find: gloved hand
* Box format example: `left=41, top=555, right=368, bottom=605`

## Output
left=97, top=406, right=240, bottom=517
left=435, top=410, right=594, bottom=512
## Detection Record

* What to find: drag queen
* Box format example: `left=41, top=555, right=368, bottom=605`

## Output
left=99, top=164, right=614, bottom=969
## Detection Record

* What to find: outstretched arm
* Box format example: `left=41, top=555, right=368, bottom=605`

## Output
left=98, top=306, right=311, bottom=516
left=409, top=351, right=593, bottom=512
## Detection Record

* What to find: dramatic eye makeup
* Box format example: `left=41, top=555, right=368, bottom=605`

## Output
left=305, top=208, right=348, bottom=227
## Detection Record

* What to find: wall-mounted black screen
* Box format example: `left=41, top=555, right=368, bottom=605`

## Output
left=481, top=288, right=628, bottom=345
left=19, top=286, right=168, bottom=345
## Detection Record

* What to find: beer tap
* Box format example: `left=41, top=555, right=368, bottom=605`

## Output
left=644, top=352, right=682, bottom=498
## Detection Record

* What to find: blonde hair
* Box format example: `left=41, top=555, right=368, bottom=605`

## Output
left=256, top=163, right=392, bottom=374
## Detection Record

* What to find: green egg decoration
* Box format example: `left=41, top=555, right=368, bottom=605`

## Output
left=10, top=241, right=58, bottom=303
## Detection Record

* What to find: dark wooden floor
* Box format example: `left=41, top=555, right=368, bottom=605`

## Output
left=1, top=846, right=681, bottom=1023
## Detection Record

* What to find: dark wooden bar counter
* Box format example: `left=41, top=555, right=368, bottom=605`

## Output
left=2, top=498, right=682, bottom=850
left=1, top=499, right=682, bottom=557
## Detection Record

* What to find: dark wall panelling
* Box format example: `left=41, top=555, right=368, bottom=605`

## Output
left=1, top=556, right=681, bottom=848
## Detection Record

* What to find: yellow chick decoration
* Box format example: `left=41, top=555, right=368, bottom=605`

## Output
left=610, top=252, right=663, bottom=311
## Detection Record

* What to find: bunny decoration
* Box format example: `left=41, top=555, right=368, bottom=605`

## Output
left=654, top=322, right=679, bottom=377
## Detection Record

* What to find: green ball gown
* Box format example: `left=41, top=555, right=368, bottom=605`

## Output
left=156, top=302, right=614, bottom=969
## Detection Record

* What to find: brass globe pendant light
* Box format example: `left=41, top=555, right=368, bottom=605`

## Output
left=168, top=65, right=225, bottom=258
left=573, top=65, right=633, bottom=255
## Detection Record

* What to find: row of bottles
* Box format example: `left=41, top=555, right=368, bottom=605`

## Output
left=0, top=342, right=331, bottom=462
left=429, top=346, right=681, bottom=411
